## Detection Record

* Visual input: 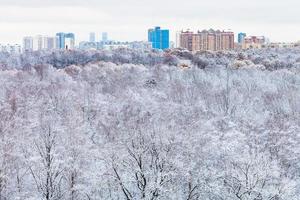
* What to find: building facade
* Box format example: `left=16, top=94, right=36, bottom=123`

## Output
left=148, top=27, right=169, bottom=50
left=179, top=29, right=234, bottom=51
left=89, top=32, right=96, bottom=43
left=128, top=41, right=152, bottom=50
left=79, top=40, right=152, bottom=51
left=32, top=35, right=44, bottom=51
left=79, top=41, right=98, bottom=50
left=242, top=36, right=266, bottom=49
left=23, top=36, right=34, bottom=52
left=0, top=44, right=21, bottom=54
left=56, top=32, right=75, bottom=49
left=23, top=35, right=58, bottom=52
left=44, top=36, right=57, bottom=50
left=175, top=31, right=181, bottom=48
left=238, top=33, right=246, bottom=43
left=102, top=32, right=108, bottom=42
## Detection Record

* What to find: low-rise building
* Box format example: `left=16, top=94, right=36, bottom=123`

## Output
left=103, top=44, right=129, bottom=50
left=267, top=42, right=296, bottom=48
left=0, top=44, right=21, bottom=54
left=128, top=41, right=152, bottom=50
left=78, top=40, right=152, bottom=51
left=79, top=41, right=99, bottom=50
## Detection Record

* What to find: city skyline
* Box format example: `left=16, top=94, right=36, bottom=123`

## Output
left=1, top=29, right=297, bottom=54
left=0, top=0, right=299, bottom=44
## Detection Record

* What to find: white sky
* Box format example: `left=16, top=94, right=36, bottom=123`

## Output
left=0, top=0, right=299, bottom=44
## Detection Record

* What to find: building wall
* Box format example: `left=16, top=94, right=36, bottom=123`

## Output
left=0, top=44, right=21, bottom=54
left=23, top=37, right=33, bottom=52
left=161, top=30, right=169, bottom=49
left=32, top=35, right=43, bottom=51
left=179, top=30, right=234, bottom=52
left=242, top=36, right=265, bottom=49
left=192, top=34, right=201, bottom=51
left=44, top=37, right=57, bottom=50
left=89, top=32, right=96, bottom=43
left=238, top=33, right=246, bottom=43
left=148, top=27, right=169, bottom=50
left=102, top=32, right=108, bottom=42
left=179, top=31, right=193, bottom=51
left=207, top=34, right=216, bottom=51
left=56, top=33, right=75, bottom=49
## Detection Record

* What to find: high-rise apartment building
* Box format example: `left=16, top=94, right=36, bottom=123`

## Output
left=89, top=32, right=96, bottom=42
left=23, top=35, right=58, bottom=52
left=175, top=31, right=181, bottom=48
left=238, top=33, right=246, bottom=43
left=23, top=36, right=34, bottom=52
left=56, top=32, right=75, bottom=49
left=44, top=36, right=57, bottom=50
left=148, top=26, right=169, bottom=50
left=179, top=29, right=234, bottom=51
left=242, top=36, right=266, bottom=49
left=33, top=35, right=44, bottom=51
left=102, top=32, right=108, bottom=42
left=179, top=31, right=194, bottom=51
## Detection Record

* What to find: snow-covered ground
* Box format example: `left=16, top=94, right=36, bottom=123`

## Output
left=0, top=48, right=299, bottom=199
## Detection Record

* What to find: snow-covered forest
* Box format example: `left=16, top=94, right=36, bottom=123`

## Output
left=0, top=48, right=299, bottom=200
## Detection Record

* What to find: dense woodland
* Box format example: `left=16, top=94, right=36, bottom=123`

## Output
left=0, top=48, right=299, bottom=199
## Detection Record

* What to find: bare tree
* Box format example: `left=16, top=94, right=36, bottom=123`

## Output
left=111, top=132, right=174, bottom=200
left=29, top=122, right=64, bottom=200
left=186, top=182, right=200, bottom=200
left=221, top=155, right=282, bottom=200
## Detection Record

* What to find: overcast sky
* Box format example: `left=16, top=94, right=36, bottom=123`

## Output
left=0, top=0, right=299, bottom=44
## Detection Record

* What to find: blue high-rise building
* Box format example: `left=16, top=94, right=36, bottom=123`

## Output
left=148, top=27, right=169, bottom=50
left=238, top=32, right=246, bottom=43
left=56, top=32, right=75, bottom=49
left=56, top=33, right=65, bottom=49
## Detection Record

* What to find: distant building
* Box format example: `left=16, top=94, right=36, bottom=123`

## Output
left=44, top=36, right=57, bottom=50
left=148, top=26, right=169, bottom=50
left=78, top=40, right=152, bottom=51
left=56, top=33, right=65, bottom=49
left=33, top=35, right=44, bottom=51
left=56, top=32, right=75, bottom=50
left=242, top=36, right=266, bottom=49
left=0, top=44, right=21, bottom=54
left=79, top=41, right=99, bottom=50
left=238, top=33, right=246, bottom=43
left=89, top=32, right=96, bottom=43
left=128, top=41, right=152, bottom=50
left=103, top=44, right=129, bottom=50
left=102, top=32, right=108, bottom=42
left=23, top=35, right=58, bottom=52
left=179, top=31, right=193, bottom=51
left=178, top=29, right=234, bottom=51
left=267, top=42, right=296, bottom=48
left=169, top=41, right=175, bottom=49
left=23, top=36, right=34, bottom=52
left=175, top=31, right=181, bottom=48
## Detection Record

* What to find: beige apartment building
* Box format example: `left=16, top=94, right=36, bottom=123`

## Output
left=179, top=29, right=234, bottom=51
left=242, top=36, right=266, bottom=49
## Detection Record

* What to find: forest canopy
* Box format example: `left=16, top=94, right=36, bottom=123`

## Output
left=0, top=48, right=299, bottom=200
